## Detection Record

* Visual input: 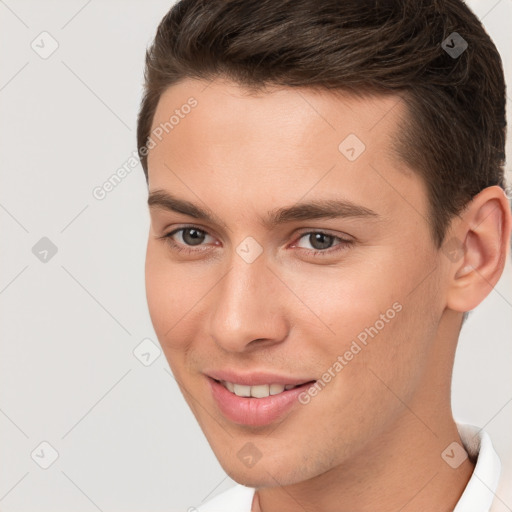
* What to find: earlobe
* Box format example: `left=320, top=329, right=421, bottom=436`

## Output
left=445, top=186, right=511, bottom=313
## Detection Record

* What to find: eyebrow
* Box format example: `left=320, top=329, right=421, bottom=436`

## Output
left=147, top=189, right=379, bottom=229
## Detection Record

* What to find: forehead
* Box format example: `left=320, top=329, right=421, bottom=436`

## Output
left=148, top=78, right=408, bottom=160
left=146, top=78, right=425, bottom=229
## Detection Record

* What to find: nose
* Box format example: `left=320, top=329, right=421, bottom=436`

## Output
left=208, top=250, right=289, bottom=353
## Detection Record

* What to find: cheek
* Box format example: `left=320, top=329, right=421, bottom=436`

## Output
left=292, top=257, right=434, bottom=400
left=280, top=261, right=402, bottom=348
left=144, top=242, right=195, bottom=351
left=335, top=273, right=438, bottom=415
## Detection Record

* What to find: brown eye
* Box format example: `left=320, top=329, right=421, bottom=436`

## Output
left=180, top=228, right=207, bottom=246
left=293, top=231, right=354, bottom=258
left=159, top=226, right=216, bottom=254
left=305, top=232, right=336, bottom=250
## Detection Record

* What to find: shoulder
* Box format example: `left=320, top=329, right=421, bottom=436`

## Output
left=194, top=484, right=256, bottom=512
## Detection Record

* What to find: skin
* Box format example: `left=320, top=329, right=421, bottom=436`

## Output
left=144, top=77, right=511, bottom=512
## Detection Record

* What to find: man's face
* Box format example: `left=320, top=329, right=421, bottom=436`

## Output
left=145, top=78, right=447, bottom=487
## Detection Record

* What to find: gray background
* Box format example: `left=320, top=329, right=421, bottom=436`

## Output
left=0, top=1, right=511, bottom=511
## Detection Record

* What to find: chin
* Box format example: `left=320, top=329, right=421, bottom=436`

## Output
left=220, top=457, right=309, bottom=489
left=226, top=469, right=287, bottom=489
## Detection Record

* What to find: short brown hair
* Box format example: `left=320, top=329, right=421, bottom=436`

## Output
left=137, top=0, right=507, bottom=247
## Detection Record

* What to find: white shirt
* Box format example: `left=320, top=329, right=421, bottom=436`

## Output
left=194, top=423, right=508, bottom=512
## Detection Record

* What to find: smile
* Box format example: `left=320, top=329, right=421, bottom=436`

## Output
left=216, top=380, right=308, bottom=398
left=208, top=377, right=317, bottom=426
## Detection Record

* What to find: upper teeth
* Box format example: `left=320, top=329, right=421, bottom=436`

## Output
left=222, top=381, right=298, bottom=398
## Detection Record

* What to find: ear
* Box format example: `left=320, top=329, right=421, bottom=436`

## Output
left=444, top=185, right=511, bottom=313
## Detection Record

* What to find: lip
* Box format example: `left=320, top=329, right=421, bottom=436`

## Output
left=207, top=376, right=317, bottom=427
left=204, top=369, right=315, bottom=387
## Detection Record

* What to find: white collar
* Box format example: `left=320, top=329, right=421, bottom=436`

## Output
left=454, top=423, right=502, bottom=512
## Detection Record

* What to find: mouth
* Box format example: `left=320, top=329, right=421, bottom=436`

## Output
left=207, top=376, right=317, bottom=427
left=212, top=378, right=315, bottom=398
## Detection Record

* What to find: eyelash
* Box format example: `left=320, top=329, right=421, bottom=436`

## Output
left=157, top=226, right=353, bottom=258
